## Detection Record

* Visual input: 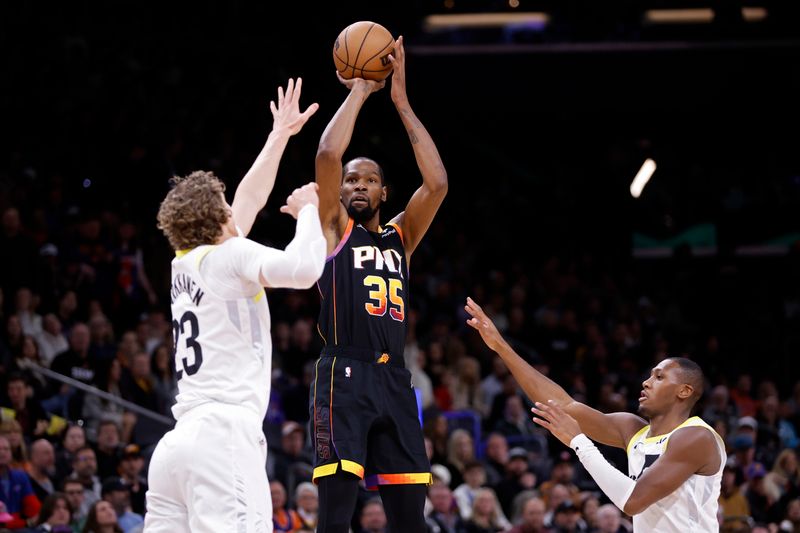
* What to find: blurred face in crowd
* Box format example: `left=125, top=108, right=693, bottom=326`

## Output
left=548, top=484, right=569, bottom=511
left=282, top=428, right=304, bottom=456
left=473, top=490, right=495, bottom=519
left=295, top=486, right=318, bottom=513
left=70, top=323, right=91, bottom=353
left=7, top=379, right=27, bottom=408
left=97, top=423, right=120, bottom=450
left=464, top=465, right=486, bottom=488
left=521, top=498, right=546, bottom=529
left=119, top=455, right=144, bottom=478
left=429, top=484, right=454, bottom=514
left=43, top=314, right=62, bottom=335
left=270, top=481, right=287, bottom=509
left=64, top=481, right=85, bottom=511
left=131, top=353, right=151, bottom=379
left=360, top=501, right=387, bottom=532
left=64, top=426, right=86, bottom=452
left=596, top=504, right=622, bottom=533
left=73, top=448, right=97, bottom=478
left=47, top=497, right=71, bottom=526
left=554, top=507, right=580, bottom=529
left=485, top=433, right=508, bottom=464
left=94, top=501, right=118, bottom=526
left=6, top=315, right=21, bottom=339
left=0, top=436, right=12, bottom=467
left=30, top=439, right=56, bottom=475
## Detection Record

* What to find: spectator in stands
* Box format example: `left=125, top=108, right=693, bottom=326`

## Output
left=270, top=480, right=302, bottom=532
left=32, top=491, right=73, bottom=533
left=269, top=421, right=313, bottom=500
left=1, top=315, right=25, bottom=366
left=0, top=208, right=38, bottom=309
left=3, top=374, right=48, bottom=441
left=542, top=484, right=571, bottom=528
left=116, top=444, right=146, bottom=516
left=81, top=499, right=123, bottom=533
left=702, top=385, right=739, bottom=432
left=719, top=465, right=750, bottom=532
left=777, top=498, right=800, bottom=532
left=425, top=483, right=464, bottom=533
left=744, top=462, right=772, bottom=525
left=593, top=503, right=631, bottom=533
left=451, top=356, right=489, bottom=417
left=10, top=335, right=48, bottom=395
left=481, top=432, right=509, bottom=486
left=446, top=429, right=476, bottom=489
left=35, top=314, right=69, bottom=368
left=0, top=434, right=41, bottom=529
left=731, top=375, right=757, bottom=418
left=549, top=500, right=586, bottom=532
left=423, top=413, right=450, bottom=467
left=149, top=344, right=177, bottom=417
left=101, top=476, right=142, bottom=533
left=494, top=447, right=537, bottom=519
left=48, top=323, right=94, bottom=419
left=82, top=361, right=125, bottom=442
left=461, top=487, right=509, bottom=532
left=579, top=494, right=599, bottom=531
left=69, top=446, right=101, bottom=518
left=0, top=418, right=31, bottom=470
left=358, top=498, right=387, bottom=533
left=62, top=478, right=88, bottom=531
left=506, top=496, right=552, bottom=533
left=763, top=448, right=800, bottom=506
left=480, top=355, right=510, bottom=415
left=294, top=482, right=318, bottom=532
left=454, top=461, right=488, bottom=519
left=55, top=292, right=78, bottom=334
left=92, top=421, right=122, bottom=480
left=27, top=438, right=57, bottom=502
left=757, top=395, right=799, bottom=466
left=538, top=451, right=581, bottom=508
left=87, top=314, right=116, bottom=362
left=119, top=352, right=157, bottom=411
left=55, top=425, right=86, bottom=482
left=15, top=287, right=43, bottom=337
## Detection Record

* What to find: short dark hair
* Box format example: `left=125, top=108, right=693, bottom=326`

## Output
left=668, top=357, right=704, bottom=404
left=343, top=157, right=386, bottom=185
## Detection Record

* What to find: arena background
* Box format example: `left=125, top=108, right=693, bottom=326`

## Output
left=2, top=1, right=800, bottom=530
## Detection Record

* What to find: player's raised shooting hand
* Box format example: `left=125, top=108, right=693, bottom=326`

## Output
left=336, top=71, right=385, bottom=95
left=388, top=36, right=407, bottom=105
left=465, top=297, right=506, bottom=353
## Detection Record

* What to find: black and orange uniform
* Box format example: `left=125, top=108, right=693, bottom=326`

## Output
left=311, top=217, right=431, bottom=489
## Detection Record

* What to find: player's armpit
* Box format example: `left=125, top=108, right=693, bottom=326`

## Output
left=623, top=426, right=719, bottom=515
left=567, top=403, right=646, bottom=449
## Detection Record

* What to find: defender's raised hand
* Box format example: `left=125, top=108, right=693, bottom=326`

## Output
left=270, top=77, right=319, bottom=136
left=465, top=297, right=506, bottom=353
left=280, top=182, right=320, bottom=220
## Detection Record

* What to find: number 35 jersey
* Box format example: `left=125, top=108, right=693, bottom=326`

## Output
left=317, top=219, right=407, bottom=358
left=169, top=238, right=273, bottom=422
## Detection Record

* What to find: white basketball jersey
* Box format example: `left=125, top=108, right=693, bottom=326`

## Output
left=626, top=416, right=725, bottom=532
left=169, top=240, right=272, bottom=421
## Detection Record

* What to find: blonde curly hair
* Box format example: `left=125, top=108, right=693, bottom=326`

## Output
left=157, top=171, right=230, bottom=250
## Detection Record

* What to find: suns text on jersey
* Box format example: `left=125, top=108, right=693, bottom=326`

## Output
left=170, top=273, right=205, bottom=305
left=352, top=246, right=404, bottom=278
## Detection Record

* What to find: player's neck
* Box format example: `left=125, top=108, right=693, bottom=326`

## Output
left=647, top=410, right=692, bottom=436
left=358, top=214, right=381, bottom=233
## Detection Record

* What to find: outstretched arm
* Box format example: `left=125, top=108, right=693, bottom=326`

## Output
left=532, top=401, right=721, bottom=516
left=387, top=37, right=447, bottom=258
left=315, top=75, right=385, bottom=245
left=232, top=78, right=319, bottom=236
left=465, top=297, right=645, bottom=448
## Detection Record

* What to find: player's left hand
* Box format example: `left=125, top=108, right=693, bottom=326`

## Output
left=389, top=36, right=407, bottom=104
left=531, top=400, right=583, bottom=447
left=271, top=78, right=319, bottom=136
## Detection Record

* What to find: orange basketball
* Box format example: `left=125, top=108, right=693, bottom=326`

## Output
left=333, top=21, right=395, bottom=81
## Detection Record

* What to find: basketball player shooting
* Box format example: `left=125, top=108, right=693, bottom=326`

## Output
left=312, top=36, right=448, bottom=532
left=464, top=297, right=726, bottom=532
left=144, top=78, right=325, bottom=533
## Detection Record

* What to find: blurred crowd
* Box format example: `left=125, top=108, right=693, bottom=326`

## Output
left=2, top=5, right=800, bottom=532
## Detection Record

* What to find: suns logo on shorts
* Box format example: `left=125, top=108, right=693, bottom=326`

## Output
left=377, top=353, right=390, bottom=364
left=345, top=366, right=352, bottom=378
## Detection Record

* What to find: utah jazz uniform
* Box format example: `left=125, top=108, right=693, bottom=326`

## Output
left=311, top=218, right=431, bottom=489
left=626, top=416, right=725, bottom=532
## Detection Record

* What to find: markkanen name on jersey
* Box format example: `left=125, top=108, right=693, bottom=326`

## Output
left=170, top=273, right=205, bottom=305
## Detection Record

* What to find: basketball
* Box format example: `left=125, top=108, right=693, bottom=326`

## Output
left=333, top=21, right=395, bottom=81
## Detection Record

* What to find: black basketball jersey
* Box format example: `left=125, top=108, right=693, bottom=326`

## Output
left=317, top=218, right=408, bottom=359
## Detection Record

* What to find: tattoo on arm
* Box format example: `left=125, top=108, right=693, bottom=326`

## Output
left=407, top=129, right=419, bottom=144
left=400, top=108, right=422, bottom=145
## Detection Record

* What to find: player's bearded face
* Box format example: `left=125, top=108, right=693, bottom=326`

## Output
left=346, top=197, right=381, bottom=223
